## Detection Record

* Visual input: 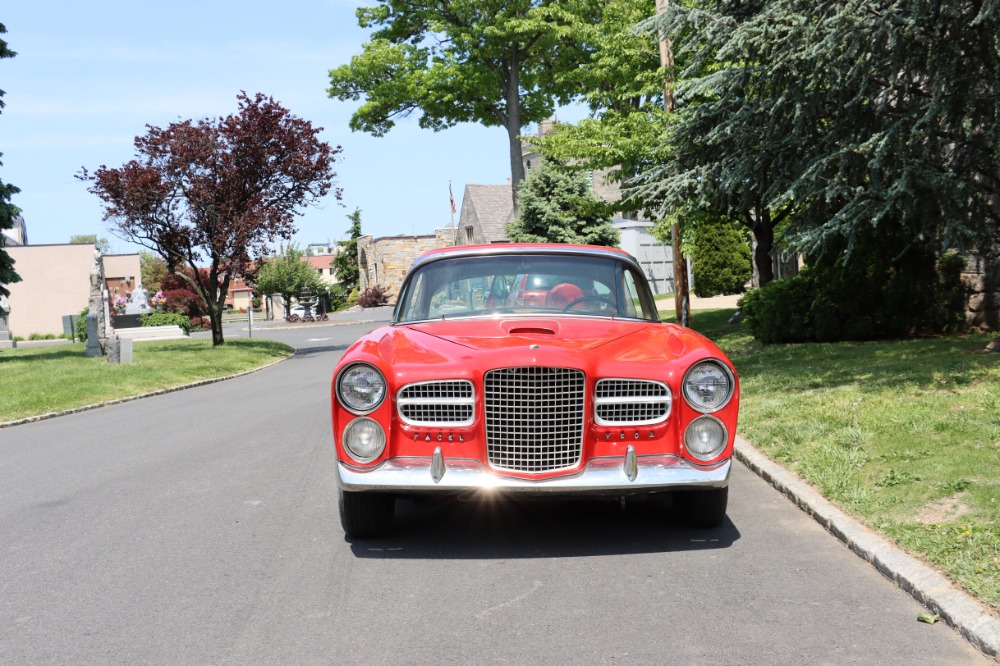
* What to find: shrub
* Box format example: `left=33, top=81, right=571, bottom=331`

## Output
left=741, top=271, right=816, bottom=344
left=741, top=239, right=968, bottom=344
left=188, top=316, right=209, bottom=331
left=347, top=287, right=360, bottom=307
left=691, top=221, right=751, bottom=297
left=358, top=285, right=389, bottom=308
left=27, top=332, right=57, bottom=340
left=140, top=311, right=192, bottom=335
left=75, top=307, right=89, bottom=341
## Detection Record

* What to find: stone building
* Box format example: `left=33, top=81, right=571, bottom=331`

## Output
left=357, top=229, right=455, bottom=299
left=455, top=184, right=515, bottom=245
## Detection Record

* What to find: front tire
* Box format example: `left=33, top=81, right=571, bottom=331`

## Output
left=673, top=487, right=728, bottom=528
left=339, top=489, right=395, bottom=538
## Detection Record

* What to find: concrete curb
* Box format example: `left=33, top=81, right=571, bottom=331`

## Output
left=0, top=352, right=293, bottom=431
left=735, top=435, right=1000, bottom=660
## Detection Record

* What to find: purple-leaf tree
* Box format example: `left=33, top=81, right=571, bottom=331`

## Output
left=84, top=92, right=341, bottom=345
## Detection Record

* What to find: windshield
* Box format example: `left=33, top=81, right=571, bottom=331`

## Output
left=394, top=253, right=658, bottom=323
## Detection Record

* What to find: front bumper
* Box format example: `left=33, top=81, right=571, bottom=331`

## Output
left=337, top=449, right=731, bottom=494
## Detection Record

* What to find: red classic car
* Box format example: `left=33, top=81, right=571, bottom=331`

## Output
left=331, top=244, right=739, bottom=537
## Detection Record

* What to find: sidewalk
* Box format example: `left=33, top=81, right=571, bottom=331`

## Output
left=657, top=293, right=742, bottom=315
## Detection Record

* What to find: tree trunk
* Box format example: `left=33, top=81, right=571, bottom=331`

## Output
left=987, top=333, right=1000, bottom=352
left=209, top=308, right=224, bottom=346
left=752, top=208, right=775, bottom=288
left=505, top=56, right=525, bottom=211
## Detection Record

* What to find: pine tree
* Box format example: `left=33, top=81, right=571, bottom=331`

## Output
left=506, top=164, right=620, bottom=246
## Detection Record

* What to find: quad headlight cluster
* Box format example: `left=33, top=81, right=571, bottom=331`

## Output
left=337, top=363, right=388, bottom=463
left=681, top=360, right=735, bottom=462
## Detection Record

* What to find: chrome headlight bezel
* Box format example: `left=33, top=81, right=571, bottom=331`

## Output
left=336, top=362, right=388, bottom=415
left=681, top=360, right=735, bottom=414
left=684, top=414, right=729, bottom=462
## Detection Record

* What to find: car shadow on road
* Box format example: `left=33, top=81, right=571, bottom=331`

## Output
left=347, top=495, right=740, bottom=559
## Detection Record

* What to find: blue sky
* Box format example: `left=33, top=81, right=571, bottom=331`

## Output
left=1, top=1, right=582, bottom=253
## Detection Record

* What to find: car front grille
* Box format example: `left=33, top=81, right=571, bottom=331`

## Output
left=397, top=380, right=475, bottom=426
left=484, top=367, right=585, bottom=473
left=594, top=379, right=671, bottom=426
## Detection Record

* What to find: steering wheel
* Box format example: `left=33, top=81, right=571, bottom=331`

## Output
left=562, top=296, right=617, bottom=313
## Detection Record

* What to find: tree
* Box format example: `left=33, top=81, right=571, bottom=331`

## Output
left=139, top=251, right=169, bottom=292
left=637, top=0, right=1000, bottom=346
left=690, top=218, right=750, bottom=297
left=0, top=23, right=21, bottom=298
left=331, top=208, right=362, bottom=295
left=69, top=234, right=111, bottom=254
left=254, top=246, right=324, bottom=318
left=327, top=0, right=602, bottom=206
left=84, top=92, right=340, bottom=346
left=505, top=163, right=619, bottom=246
left=530, top=0, right=670, bottom=209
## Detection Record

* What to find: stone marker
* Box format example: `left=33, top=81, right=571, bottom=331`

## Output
left=106, top=336, right=120, bottom=363
left=119, top=337, right=133, bottom=364
left=0, top=294, right=15, bottom=349
left=85, top=314, right=103, bottom=357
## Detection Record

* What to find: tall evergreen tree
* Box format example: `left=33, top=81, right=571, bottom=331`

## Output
left=506, top=163, right=619, bottom=246
left=630, top=0, right=1000, bottom=298
left=0, top=23, right=21, bottom=298
left=332, top=208, right=362, bottom=295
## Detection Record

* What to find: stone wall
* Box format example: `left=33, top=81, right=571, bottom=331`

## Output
left=358, top=229, right=455, bottom=300
left=963, top=254, right=1000, bottom=332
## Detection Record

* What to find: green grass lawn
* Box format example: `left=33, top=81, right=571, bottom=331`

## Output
left=0, top=339, right=293, bottom=423
left=674, top=308, right=1000, bottom=612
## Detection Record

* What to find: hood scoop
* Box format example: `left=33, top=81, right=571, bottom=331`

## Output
left=501, top=320, right=559, bottom=337
left=507, top=326, right=556, bottom=336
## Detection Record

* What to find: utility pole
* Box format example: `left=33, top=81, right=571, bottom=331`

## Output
left=656, top=0, right=690, bottom=327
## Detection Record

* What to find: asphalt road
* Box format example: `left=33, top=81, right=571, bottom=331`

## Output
left=0, top=313, right=988, bottom=664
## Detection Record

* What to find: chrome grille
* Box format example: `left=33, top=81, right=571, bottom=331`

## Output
left=484, top=367, right=585, bottom=473
left=594, top=379, right=671, bottom=426
left=397, top=380, right=475, bottom=426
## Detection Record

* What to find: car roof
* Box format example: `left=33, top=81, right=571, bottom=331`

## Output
left=410, top=243, right=638, bottom=271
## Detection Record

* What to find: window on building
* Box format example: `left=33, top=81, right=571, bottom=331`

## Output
left=465, top=226, right=474, bottom=242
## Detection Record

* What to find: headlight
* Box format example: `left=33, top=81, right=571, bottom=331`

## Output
left=337, top=363, right=387, bottom=414
left=684, top=416, right=728, bottom=461
left=682, top=360, right=734, bottom=413
left=342, top=417, right=387, bottom=463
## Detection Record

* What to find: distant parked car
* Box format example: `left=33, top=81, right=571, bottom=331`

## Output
left=330, top=243, right=740, bottom=538
left=289, top=305, right=311, bottom=317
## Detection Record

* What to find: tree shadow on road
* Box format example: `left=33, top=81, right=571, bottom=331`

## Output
left=347, top=495, right=740, bottom=559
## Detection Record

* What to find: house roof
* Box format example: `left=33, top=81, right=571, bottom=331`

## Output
left=464, top=184, right=515, bottom=242
left=304, top=255, right=335, bottom=270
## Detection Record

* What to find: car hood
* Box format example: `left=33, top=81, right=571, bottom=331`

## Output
left=406, top=317, right=647, bottom=352
left=352, top=317, right=723, bottom=374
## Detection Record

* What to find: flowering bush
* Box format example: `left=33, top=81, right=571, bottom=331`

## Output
left=358, top=285, right=389, bottom=308
left=113, top=295, right=128, bottom=311
left=151, top=290, right=166, bottom=308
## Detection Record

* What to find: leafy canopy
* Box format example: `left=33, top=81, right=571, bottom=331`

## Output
left=69, top=234, right=111, bottom=254
left=255, top=246, right=324, bottom=317
left=328, top=0, right=604, bottom=199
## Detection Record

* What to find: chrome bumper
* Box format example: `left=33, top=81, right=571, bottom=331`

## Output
left=337, top=447, right=731, bottom=494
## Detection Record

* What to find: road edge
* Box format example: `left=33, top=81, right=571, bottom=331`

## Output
left=735, top=435, right=1000, bottom=660
left=0, top=352, right=293, bottom=430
